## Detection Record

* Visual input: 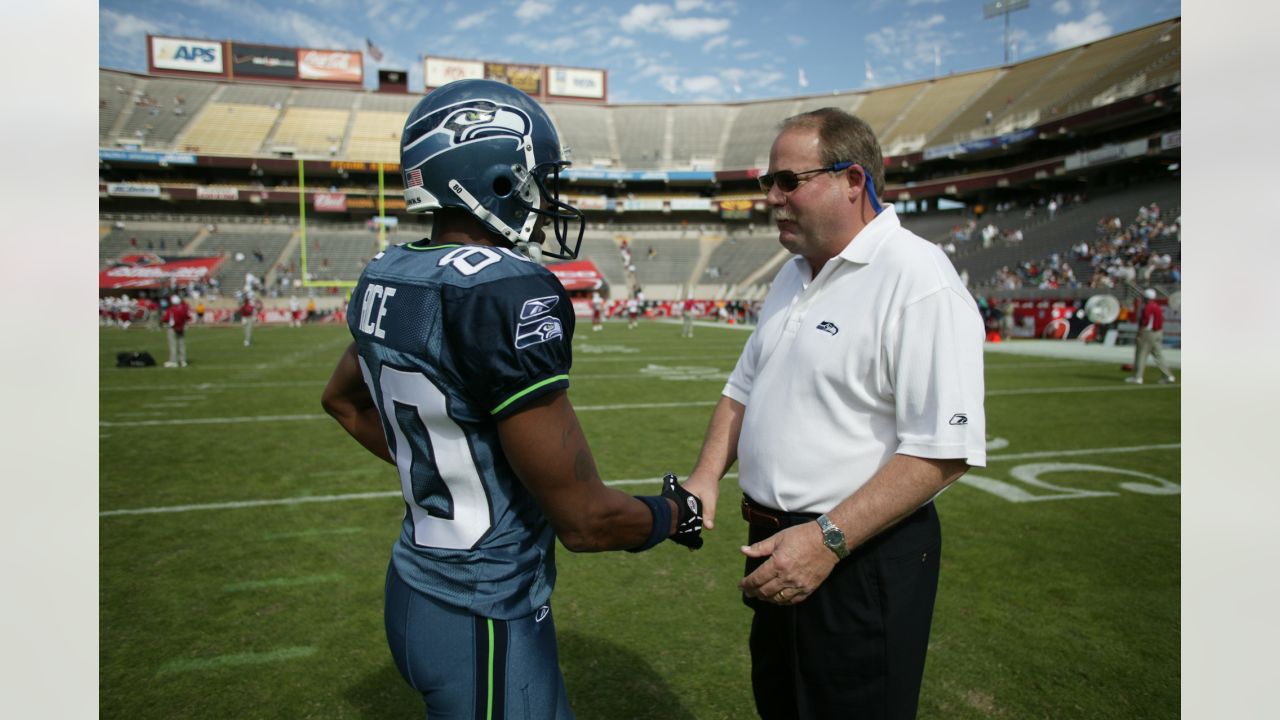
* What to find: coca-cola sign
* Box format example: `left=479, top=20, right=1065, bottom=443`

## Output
left=297, top=49, right=362, bottom=82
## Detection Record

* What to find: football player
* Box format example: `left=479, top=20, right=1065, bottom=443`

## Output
left=321, top=79, right=704, bottom=720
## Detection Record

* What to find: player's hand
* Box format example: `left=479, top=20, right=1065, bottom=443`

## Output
left=680, top=472, right=720, bottom=530
left=661, top=473, right=704, bottom=550
left=739, top=523, right=837, bottom=605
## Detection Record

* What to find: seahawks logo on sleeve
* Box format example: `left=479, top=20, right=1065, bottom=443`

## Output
left=515, top=295, right=564, bottom=349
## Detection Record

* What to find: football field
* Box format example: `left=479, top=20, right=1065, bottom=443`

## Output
left=99, top=320, right=1180, bottom=719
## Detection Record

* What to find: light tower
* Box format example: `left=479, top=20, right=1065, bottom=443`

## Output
left=983, top=0, right=1030, bottom=65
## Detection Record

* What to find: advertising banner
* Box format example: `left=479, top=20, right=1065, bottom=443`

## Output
left=548, top=67, right=605, bottom=99
left=718, top=199, right=753, bottom=220
left=297, top=49, right=362, bottom=83
left=669, top=198, right=712, bottom=212
left=196, top=186, right=240, bottom=201
left=99, top=150, right=197, bottom=165
left=546, top=260, right=606, bottom=292
left=99, top=255, right=226, bottom=289
left=314, top=193, right=348, bottom=212
left=151, top=36, right=224, bottom=74
left=107, top=183, right=162, bottom=198
left=231, top=43, right=298, bottom=78
left=485, top=62, right=543, bottom=95
left=426, top=57, right=485, bottom=88
left=345, top=197, right=405, bottom=210
left=1160, top=130, right=1181, bottom=150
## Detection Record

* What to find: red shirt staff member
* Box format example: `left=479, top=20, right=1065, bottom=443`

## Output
left=1125, top=288, right=1176, bottom=384
left=240, top=293, right=259, bottom=347
left=683, top=108, right=987, bottom=719
left=161, top=295, right=191, bottom=368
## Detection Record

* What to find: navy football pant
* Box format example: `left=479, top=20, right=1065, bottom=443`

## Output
left=384, top=561, right=574, bottom=719
left=745, top=502, right=941, bottom=720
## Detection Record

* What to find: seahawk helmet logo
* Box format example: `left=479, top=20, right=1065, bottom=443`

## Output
left=406, top=99, right=532, bottom=151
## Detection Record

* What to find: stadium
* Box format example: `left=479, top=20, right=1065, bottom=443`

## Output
left=99, top=16, right=1181, bottom=720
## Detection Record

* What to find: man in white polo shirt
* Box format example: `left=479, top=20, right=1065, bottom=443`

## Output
left=684, top=108, right=986, bottom=719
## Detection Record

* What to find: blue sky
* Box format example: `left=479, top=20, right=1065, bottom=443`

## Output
left=100, top=0, right=1179, bottom=103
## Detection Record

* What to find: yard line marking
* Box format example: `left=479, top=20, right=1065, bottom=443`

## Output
left=101, top=490, right=400, bottom=516
left=100, top=384, right=1172, bottom=428
left=99, top=441, right=1176, bottom=518
left=264, top=527, right=366, bottom=539
left=987, top=443, right=1179, bottom=462
left=987, top=384, right=1178, bottom=396
left=223, top=574, right=345, bottom=592
left=156, top=646, right=317, bottom=675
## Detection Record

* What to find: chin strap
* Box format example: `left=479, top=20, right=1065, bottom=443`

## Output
left=514, top=240, right=543, bottom=264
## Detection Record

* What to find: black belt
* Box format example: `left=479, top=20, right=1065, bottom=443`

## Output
left=740, top=496, right=820, bottom=530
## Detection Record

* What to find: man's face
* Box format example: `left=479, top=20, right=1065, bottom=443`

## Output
left=765, top=127, right=850, bottom=266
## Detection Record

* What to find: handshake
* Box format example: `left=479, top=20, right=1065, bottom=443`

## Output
left=631, top=472, right=706, bottom=552
left=661, top=472, right=705, bottom=550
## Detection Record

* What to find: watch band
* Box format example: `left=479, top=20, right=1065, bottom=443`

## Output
left=816, top=514, right=849, bottom=559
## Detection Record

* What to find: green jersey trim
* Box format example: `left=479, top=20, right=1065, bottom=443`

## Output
left=490, top=375, right=569, bottom=415
left=486, top=619, right=495, bottom=720
left=404, top=241, right=461, bottom=252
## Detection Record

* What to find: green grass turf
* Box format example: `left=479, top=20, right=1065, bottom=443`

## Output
left=100, top=320, right=1180, bottom=719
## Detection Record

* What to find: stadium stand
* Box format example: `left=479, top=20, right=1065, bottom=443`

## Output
left=853, top=80, right=929, bottom=139
left=99, top=224, right=203, bottom=265
left=880, top=69, right=1002, bottom=156
left=176, top=102, right=280, bottom=155
left=201, top=225, right=296, bottom=288
left=1049, top=21, right=1180, bottom=119
left=545, top=103, right=615, bottom=166
left=99, top=70, right=141, bottom=140
left=268, top=107, right=350, bottom=155
left=721, top=99, right=801, bottom=170
left=613, top=106, right=668, bottom=170
left=285, top=230, right=382, bottom=283
left=578, top=232, right=630, bottom=291
left=669, top=105, right=733, bottom=168
left=346, top=111, right=405, bottom=163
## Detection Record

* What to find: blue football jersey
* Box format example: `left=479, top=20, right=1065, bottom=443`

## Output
left=346, top=239, right=576, bottom=620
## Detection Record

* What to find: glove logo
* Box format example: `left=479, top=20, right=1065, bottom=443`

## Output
left=687, top=497, right=699, bottom=514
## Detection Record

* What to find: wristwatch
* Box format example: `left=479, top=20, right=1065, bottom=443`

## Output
left=816, top=514, right=849, bottom=560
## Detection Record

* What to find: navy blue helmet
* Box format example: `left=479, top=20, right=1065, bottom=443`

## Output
left=400, top=79, right=584, bottom=260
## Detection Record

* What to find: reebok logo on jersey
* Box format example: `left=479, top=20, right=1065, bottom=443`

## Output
left=520, top=295, right=559, bottom=320
left=515, top=317, right=564, bottom=349
left=816, top=321, right=839, bottom=335
left=949, top=413, right=969, bottom=425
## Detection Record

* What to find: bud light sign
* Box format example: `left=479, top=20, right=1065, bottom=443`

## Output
left=152, top=37, right=225, bottom=74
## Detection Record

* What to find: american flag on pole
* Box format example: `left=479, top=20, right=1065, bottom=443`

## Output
left=365, top=38, right=384, bottom=62
left=406, top=168, right=423, bottom=187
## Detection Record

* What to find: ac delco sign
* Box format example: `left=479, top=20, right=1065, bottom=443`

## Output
left=151, top=37, right=225, bottom=74
left=297, top=50, right=362, bottom=83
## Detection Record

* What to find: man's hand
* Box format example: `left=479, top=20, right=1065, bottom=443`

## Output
left=680, top=473, right=721, bottom=530
left=739, top=522, right=838, bottom=605
left=661, top=473, right=704, bottom=550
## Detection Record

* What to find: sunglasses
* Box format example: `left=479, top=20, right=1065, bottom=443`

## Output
left=758, top=160, right=854, bottom=193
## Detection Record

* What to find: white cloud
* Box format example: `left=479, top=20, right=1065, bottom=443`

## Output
left=621, top=3, right=672, bottom=32
left=1046, top=11, right=1112, bottom=49
left=919, top=13, right=944, bottom=29
left=609, top=35, right=639, bottom=49
left=661, top=16, right=729, bottom=39
left=863, top=13, right=955, bottom=83
left=621, top=3, right=730, bottom=41
left=455, top=10, right=494, bottom=31
left=675, top=0, right=706, bottom=9
left=786, top=34, right=808, bottom=48
left=682, top=75, right=722, bottom=94
left=1052, top=0, right=1072, bottom=15
left=516, top=0, right=555, bottom=23
left=907, top=0, right=946, bottom=4
left=703, top=35, right=728, bottom=53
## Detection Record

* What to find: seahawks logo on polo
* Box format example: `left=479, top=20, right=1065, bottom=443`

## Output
left=816, top=321, right=839, bottom=335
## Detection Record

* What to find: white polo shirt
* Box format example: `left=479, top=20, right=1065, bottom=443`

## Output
left=725, top=207, right=986, bottom=514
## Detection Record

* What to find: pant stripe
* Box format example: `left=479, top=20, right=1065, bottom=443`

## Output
left=473, top=616, right=509, bottom=720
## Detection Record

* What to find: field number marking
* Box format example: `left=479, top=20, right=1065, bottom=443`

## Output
left=959, top=462, right=1179, bottom=503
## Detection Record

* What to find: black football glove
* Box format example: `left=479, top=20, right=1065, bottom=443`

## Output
left=661, top=472, right=704, bottom=550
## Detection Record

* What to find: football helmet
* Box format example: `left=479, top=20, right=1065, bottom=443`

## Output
left=401, top=79, right=584, bottom=260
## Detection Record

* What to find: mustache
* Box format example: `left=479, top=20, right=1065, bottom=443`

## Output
left=774, top=212, right=796, bottom=223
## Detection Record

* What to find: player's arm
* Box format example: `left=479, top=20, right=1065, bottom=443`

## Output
left=497, top=389, right=702, bottom=552
left=320, top=342, right=393, bottom=465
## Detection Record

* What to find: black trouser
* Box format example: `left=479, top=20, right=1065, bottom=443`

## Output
left=742, top=498, right=941, bottom=720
